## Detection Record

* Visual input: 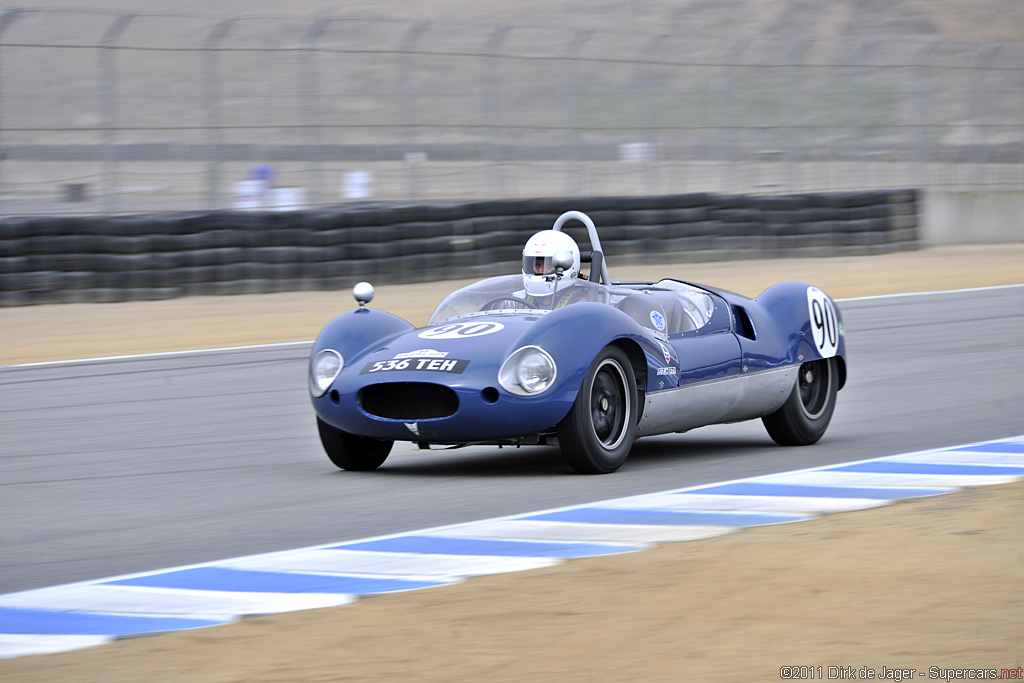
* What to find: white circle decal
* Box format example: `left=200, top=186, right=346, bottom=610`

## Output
left=418, top=322, right=506, bottom=340
left=650, top=310, right=666, bottom=331
left=806, top=287, right=839, bottom=358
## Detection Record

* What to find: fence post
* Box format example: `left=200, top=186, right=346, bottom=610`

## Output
left=398, top=21, right=428, bottom=200
left=1017, top=60, right=1024, bottom=188
left=717, top=38, right=750, bottom=193
left=562, top=29, right=592, bottom=196
left=202, top=18, right=233, bottom=211
left=302, top=17, right=331, bottom=206
left=98, top=12, right=134, bottom=214
left=911, top=41, right=936, bottom=191
left=970, top=44, right=1002, bottom=187
left=782, top=39, right=811, bottom=192
left=481, top=25, right=509, bottom=198
left=634, top=34, right=666, bottom=195
left=847, top=40, right=877, bottom=190
left=992, top=51, right=1023, bottom=189
left=0, top=10, right=23, bottom=213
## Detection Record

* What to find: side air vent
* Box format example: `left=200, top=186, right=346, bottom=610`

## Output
left=358, top=382, right=459, bottom=420
left=733, top=306, right=756, bottom=340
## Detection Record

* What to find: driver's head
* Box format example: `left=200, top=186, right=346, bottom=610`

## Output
left=522, top=230, right=580, bottom=297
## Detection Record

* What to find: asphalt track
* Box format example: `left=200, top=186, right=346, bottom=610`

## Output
left=1, top=286, right=1022, bottom=597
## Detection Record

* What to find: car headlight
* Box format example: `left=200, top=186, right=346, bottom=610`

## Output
left=310, top=349, right=344, bottom=397
left=498, top=346, right=557, bottom=396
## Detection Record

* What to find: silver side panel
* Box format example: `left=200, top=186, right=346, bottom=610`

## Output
left=636, top=366, right=798, bottom=437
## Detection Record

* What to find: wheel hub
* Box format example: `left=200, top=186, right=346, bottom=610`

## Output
left=590, top=361, right=629, bottom=450
left=797, top=359, right=832, bottom=419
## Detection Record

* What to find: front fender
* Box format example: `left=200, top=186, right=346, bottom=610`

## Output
left=312, top=308, right=415, bottom=363
left=311, top=303, right=663, bottom=444
left=512, top=302, right=660, bottom=395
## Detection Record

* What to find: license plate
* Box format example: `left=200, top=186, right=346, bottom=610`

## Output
left=360, top=358, right=470, bottom=375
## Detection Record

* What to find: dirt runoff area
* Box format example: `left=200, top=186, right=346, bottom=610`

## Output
left=2, top=243, right=1023, bottom=366
left=2, top=244, right=1023, bottom=682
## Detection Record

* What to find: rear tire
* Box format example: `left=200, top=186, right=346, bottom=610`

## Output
left=558, top=345, right=637, bottom=474
left=317, top=418, right=393, bottom=471
left=762, top=357, right=838, bottom=446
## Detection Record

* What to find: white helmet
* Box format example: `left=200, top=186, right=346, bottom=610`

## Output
left=522, top=230, right=581, bottom=297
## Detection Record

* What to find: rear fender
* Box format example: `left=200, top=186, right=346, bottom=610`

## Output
left=750, top=282, right=847, bottom=388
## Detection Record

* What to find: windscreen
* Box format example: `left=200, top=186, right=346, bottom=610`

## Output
left=428, top=275, right=611, bottom=324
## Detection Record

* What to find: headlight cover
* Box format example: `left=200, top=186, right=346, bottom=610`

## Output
left=498, top=346, right=557, bottom=396
left=310, top=349, right=344, bottom=397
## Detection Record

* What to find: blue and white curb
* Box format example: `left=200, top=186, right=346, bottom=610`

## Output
left=1, top=435, right=1022, bottom=660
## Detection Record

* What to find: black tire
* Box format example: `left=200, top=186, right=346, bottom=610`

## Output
left=558, top=345, right=637, bottom=474
left=762, top=357, right=838, bottom=446
left=317, top=417, right=393, bottom=471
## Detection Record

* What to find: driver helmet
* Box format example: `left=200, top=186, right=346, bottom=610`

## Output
left=522, top=230, right=581, bottom=297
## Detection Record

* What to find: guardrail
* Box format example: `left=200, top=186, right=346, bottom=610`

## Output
left=0, top=190, right=918, bottom=306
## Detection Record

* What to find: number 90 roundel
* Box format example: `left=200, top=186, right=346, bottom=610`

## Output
left=807, top=286, right=840, bottom=359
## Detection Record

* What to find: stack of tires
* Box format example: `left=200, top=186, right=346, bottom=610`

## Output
left=0, top=189, right=919, bottom=307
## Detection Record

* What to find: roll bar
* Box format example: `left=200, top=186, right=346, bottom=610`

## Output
left=551, top=211, right=611, bottom=285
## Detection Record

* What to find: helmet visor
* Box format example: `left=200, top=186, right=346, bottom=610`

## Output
left=523, top=255, right=557, bottom=276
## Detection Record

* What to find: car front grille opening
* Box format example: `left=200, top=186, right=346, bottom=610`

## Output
left=358, top=382, right=459, bottom=420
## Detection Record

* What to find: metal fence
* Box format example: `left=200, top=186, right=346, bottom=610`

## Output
left=0, top=8, right=1022, bottom=215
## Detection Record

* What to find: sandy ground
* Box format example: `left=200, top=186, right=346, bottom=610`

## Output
left=2, top=244, right=1023, bottom=366
left=1, top=244, right=1023, bottom=681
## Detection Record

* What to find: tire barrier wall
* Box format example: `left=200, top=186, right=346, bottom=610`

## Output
left=0, top=190, right=919, bottom=307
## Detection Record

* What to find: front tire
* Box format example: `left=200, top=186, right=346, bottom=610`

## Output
left=558, top=345, right=638, bottom=474
left=762, top=357, right=838, bottom=446
left=317, top=418, right=393, bottom=471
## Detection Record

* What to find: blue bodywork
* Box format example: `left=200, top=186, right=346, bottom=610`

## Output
left=310, top=274, right=847, bottom=446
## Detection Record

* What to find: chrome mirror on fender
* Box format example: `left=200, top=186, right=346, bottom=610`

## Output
left=353, top=281, right=374, bottom=308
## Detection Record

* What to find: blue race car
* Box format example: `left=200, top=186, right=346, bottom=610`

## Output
left=310, top=211, right=846, bottom=474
